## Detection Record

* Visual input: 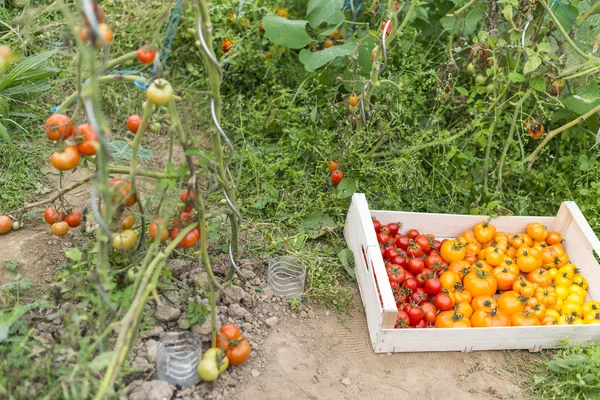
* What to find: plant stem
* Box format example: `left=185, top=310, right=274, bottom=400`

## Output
left=576, top=1, right=600, bottom=25
left=447, top=0, right=477, bottom=16
left=497, top=89, right=532, bottom=191
left=523, top=103, right=600, bottom=169
left=100, top=50, right=138, bottom=72
left=540, top=0, right=599, bottom=61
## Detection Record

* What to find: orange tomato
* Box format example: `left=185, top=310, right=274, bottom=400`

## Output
left=517, top=252, right=541, bottom=273
left=464, top=251, right=477, bottom=264
left=511, top=311, right=540, bottom=326
left=534, top=286, right=558, bottom=309
left=50, top=146, right=81, bottom=171
left=497, top=291, right=527, bottom=315
left=440, top=240, right=466, bottom=262
left=434, top=311, right=472, bottom=328
left=51, top=221, right=69, bottom=236
left=485, top=248, right=504, bottom=267
left=527, top=222, right=548, bottom=242
left=527, top=268, right=552, bottom=287
left=45, top=114, right=74, bottom=141
left=452, top=302, right=473, bottom=319
left=474, top=221, right=496, bottom=243
left=448, top=260, right=471, bottom=279
left=121, top=214, right=135, bottom=230
left=109, top=178, right=137, bottom=207
left=472, top=260, right=492, bottom=272
left=465, top=241, right=481, bottom=255
left=462, top=230, right=477, bottom=243
left=463, top=269, right=497, bottom=297
left=491, top=266, right=518, bottom=291
left=509, top=233, right=533, bottom=248
left=149, top=219, right=169, bottom=242
left=76, top=123, right=99, bottom=156
left=0, top=215, right=11, bottom=234
left=440, top=271, right=462, bottom=291
left=513, top=276, right=536, bottom=297
left=471, top=295, right=497, bottom=312
left=471, top=307, right=511, bottom=327
left=525, top=297, right=546, bottom=319
left=453, top=284, right=472, bottom=304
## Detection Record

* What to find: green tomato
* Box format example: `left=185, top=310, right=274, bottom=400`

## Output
left=12, top=221, right=20, bottom=231
left=197, top=358, right=220, bottom=382
left=112, top=229, right=138, bottom=250
left=475, top=74, right=487, bottom=85
left=486, top=84, right=495, bottom=94
left=203, top=348, right=229, bottom=373
left=149, top=122, right=162, bottom=133
left=466, top=63, right=475, bottom=75
left=146, top=78, right=174, bottom=105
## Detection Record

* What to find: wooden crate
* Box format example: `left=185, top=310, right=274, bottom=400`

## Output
left=343, top=193, right=600, bottom=353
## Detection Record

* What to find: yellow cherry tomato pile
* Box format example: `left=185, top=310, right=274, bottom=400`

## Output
left=372, top=218, right=599, bottom=328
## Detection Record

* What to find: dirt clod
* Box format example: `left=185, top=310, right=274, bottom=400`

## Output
left=125, top=380, right=175, bottom=400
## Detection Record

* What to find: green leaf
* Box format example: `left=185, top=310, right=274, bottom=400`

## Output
left=300, top=211, right=337, bottom=238
left=64, top=248, right=82, bottom=262
left=0, top=49, right=57, bottom=92
left=554, top=4, right=579, bottom=32
left=502, top=4, right=513, bottom=21
left=3, top=260, right=20, bottom=272
left=523, top=54, right=542, bottom=75
left=336, top=176, right=357, bottom=198
left=537, top=42, right=552, bottom=53
left=0, top=304, right=34, bottom=343
left=338, top=248, right=356, bottom=281
left=464, top=8, right=485, bottom=36
left=306, top=0, right=344, bottom=28
left=299, top=41, right=356, bottom=72
left=563, top=83, right=600, bottom=115
left=508, top=72, right=525, bottom=82
left=107, top=141, right=153, bottom=160
left=263, top=16, right=311, bottom=49
left=0, top=121, right=15, bottom=152
left=0, top=96, right=8, bottom=118
left=89, top=351, right=115, bottom=373
left=530, top=76, right=546, bottom=92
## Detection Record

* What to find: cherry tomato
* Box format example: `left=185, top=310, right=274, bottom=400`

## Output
left=126, top=114, right=148, bottom=134
left=44, top=207, right=65, bottom=225
left=525, top=120, right=544, bottom=140
left=331, top=169, right=343, bottom=185
left=414, top=234, right=431, bottom=252
left=372, top=218, right=381, bottom=232
left=424, top=277, right=442, bottom=295
left=171, top=226, right=201, bottom=248
left=407, top=258, right=424, bottom=275
left=406, top=305, right=424, bottom=325
left=64, top=210, right=82, bottom=228
left=434, top=293, right=453, bottom=311
left=0, top=45, right=14, bottom=69
left=76, top=123, right=99, bottom=156
left=50, top=146, right=80, bottom=171
left=149, top=219, right=169, bottom=242
left=403, top=277, right=419, bottom=292
left=45, top=114, right=74, bottom=141
left=396, top=235, right=409, bottom=250
left=146, top=78, right=174, bottom=105
left=395, top=310, right=410, bottom=328
left=381, top=21, right=393, bottom=37
left=348, top=95, right=359, bottom=107
left=221, top=38, right=234, bottom=52
left=121, top=214, right=135, bottom=230
left=109, top=178, right=137, bottom=207
left=112, top=229, right=138, bottom=250
left=51, top=221, right=69, bottom=236
left=328, top=160, right=339, bottom=172
left=137, top=47, right=157, bottom=64
left=83, top=4, right=105, bottom=26
left=407, top=229, right=419, bottom=239
left=0, top=215, right=12, bottom=234
left=149, top=122, right=162, bottom=133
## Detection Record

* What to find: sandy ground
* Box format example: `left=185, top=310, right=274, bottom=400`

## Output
left=237, top=297, right=527, bottom=400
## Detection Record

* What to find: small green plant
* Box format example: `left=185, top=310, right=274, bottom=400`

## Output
left=2, top=260, right=21, bottom=272
left=288, top=296, right=300, bottom=311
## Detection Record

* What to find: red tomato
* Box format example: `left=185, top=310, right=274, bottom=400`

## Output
left=45, top=114, right=74, bottom=141
left=407, top=258, right=424, bottom=275
left=64, top=210, right=82, bottom=228
left=44, top=207, right=65, bottom=225
left=76, top=123, right=99, bottom=156
left=433, top=239, right=442, bottom=251
left=331, top=169, right=343, bottom=185
left=372, top=219, right=381, bottom=232
left=406, top=241, right=423, bottom=258
left=391, top=255, right=406, bottom=267
left=381, top=21, right=393, bottom=37
left=409, top=292, right=427, bottom=305
left=425, top=253, right=443, bottom=268
left=424, top=278, right=442, bottom=295
left=387, top=223, right=400, bottom=235
left=395, top=235, right=409, bottom=250
left=387, top=265, right=406, bottom=285
left=126, top=114, right=148, bottom=134
left=414, top=234, right=431, bottom=252
left=137, top=47, right=157, bottom=64
left=395, top=310, right=410, bottom=328
left=433, top=293, right=453, bottom=311
left=384, top=247, right=399, bottom=260
left=407, top=229, right=420, bottom=239
left=403, top=278, right=419, bottom=292
left=170, top=226, right=201, bottom=248
left=405, top=305, right=424, bottom=325
left=377, top=232, right=390, bottom=244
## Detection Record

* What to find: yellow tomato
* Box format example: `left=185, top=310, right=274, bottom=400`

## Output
left=545, top=309, right=560, bottom=320
left=584, top=312, right=600, bottom=324
left=547, top=268, right=558, bottom=280
left=583, top=301, right=600, bottom=317
left=568, top=284, right=587, bottom=298
left=485, top=248, right=504, bottom=266
left=558, top=315, right=584, bottom=325
left=561, top=302, right=583, bottom=318
left=572, top=274, right=588, bottom=290
left=440, top=240, right=466, bottom=262
left=554, top=273, right=573, bottom=287
left=559, top=264, right=579, bottom=278
left=565, top=293, right=585, bottom=306
left=555, top=285, right=570, bottom=300
left=552, top=297, right=564, bottom=312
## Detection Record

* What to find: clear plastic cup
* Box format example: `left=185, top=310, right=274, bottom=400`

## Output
left=267, top=256, right=306, bottom=297
left=156, top=331, right=202, bottom=387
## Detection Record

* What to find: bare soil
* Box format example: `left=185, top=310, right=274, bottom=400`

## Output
left=236, top=294, right=527, bottom=400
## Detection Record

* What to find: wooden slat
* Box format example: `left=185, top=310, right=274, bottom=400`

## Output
left=375, top=325, right=600, bottom=353
left=343, top=194, right=385, bottom=345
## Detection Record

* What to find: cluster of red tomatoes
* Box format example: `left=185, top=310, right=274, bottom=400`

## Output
left=43, top=206, right=84, bottom=237
left=147, top=189, right=202, bottom=249
left=373, top=219, right=597, bottom=328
